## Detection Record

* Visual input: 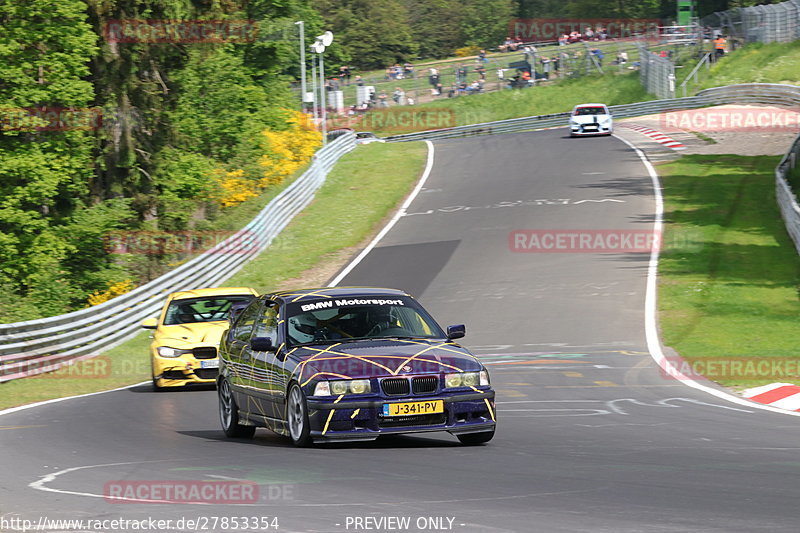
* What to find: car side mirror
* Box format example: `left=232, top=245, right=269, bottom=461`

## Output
left=250, top=337, right=275, bottom=352
left=446, top=324, right=466, bottom=340
left=141, top=317, right=158, bottom=329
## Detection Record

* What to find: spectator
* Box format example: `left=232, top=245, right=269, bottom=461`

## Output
left=339, top=66, right=351, bottom=85
left=541, top=56, right=551, bottom=79
left=429, top=69, right=440, bottom=87
left=584, top=26, right=595, bottom=40
left=617, top=51, right=628, bottom=65
left=456, top=65, right=468, bottom=83
left=404, top=62, right=415, bottom=78
left=406, top=96, right=415, bottom=105
left=590, top=48, right=604, bottom=67
left=478, top=49, right=487, bottom=63
left=558, top=34, right=568, bottom=46
left=551, top=56, right=560, bottom=75
left=392, top=87, right=405, bottom=105
left=354, top=75, right=364, bottom=86
left=378, top=90, right=389, bottom=107
left=476, top=63, right=486, bottom=80
left=330, top=77, right=341, bottom=91
left=714, top=35, right=727, bottom=58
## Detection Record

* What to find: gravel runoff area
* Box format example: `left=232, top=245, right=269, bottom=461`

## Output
left=616, top=104, right=800, bottom=162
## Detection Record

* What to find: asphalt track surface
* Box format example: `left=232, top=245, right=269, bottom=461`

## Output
left=2, top=130, right=800, bottom=533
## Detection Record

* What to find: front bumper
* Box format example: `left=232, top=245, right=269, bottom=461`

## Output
left=570, top=123, right=613, bottom=135
left=305, top=390, right=496, bottom=443
left=152, top=355, right=219, bottom=387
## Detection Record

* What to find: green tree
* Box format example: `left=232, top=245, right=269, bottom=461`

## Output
left=316, top=0, right=418, bottom=69
left=460, top=0, right=516, bottom=49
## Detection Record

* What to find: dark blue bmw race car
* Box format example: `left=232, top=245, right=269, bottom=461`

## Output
left=217, top=287, right=496, bottom=446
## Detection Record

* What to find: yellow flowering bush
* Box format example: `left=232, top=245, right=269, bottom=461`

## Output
left=213, top=111, right=321, bottom=208
left=216, top=168, right=258, bottom=207
left=87, top=279, right=134, bottom=306
left=259, top=111, right=322, bottom=187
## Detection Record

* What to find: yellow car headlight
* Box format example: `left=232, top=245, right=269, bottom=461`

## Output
left=330, top=380, right=349, bottom=395
left=445, top=371, right=487, bottom=388
left=349, top=379, right=370, bottom=394
left=314, top=379, right=371, bottom=396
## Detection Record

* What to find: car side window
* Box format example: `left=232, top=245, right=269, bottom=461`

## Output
left=253, top=302, right=279, bottom=344
left=233, top=302, right=262, bottom=342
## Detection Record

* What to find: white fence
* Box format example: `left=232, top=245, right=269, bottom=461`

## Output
left=0, top=133, right=356, bottom=382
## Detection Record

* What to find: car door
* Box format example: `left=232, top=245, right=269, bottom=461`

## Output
left=227, top=300, right=263, bottom=409
left=244, top=300, right=281, bottom=423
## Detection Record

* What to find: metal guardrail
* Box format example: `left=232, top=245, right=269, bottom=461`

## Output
left=776, top=132, right=800, bottom=254
left=0, top=132, right=356, bottom=382
left=384, top=83, right=800, bottom=143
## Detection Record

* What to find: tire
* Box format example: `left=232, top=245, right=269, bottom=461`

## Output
left=456, top=429, right=495, bottom=445
left=286, top=383, right=312, bottom=447
left=151, top=378, right=164, bottom=391
left=218, top=379, right=256, bottom=438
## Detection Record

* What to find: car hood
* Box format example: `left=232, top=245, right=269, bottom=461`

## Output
left=290, top=338, right=483, bottom=380
left=153, top=321, right=229, bottom=348
left=571, top=114, right=610, bottom=124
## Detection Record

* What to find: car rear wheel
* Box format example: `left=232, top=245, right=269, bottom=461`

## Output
left=456, top=429, right=495, bottom=445
left=218, top=379, right=255, bottom=438
left=287, top=383, right=311, bottom=447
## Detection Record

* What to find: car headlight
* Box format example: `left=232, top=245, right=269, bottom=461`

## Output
left=156, top=346, right=191, bottom=358
left=313, top=379, right=371, bottom=396
left=445, top=371, right=490, bottom=388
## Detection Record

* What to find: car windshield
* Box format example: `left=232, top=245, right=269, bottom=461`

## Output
left=356, top=132, right=374, bottom=139
left=164, top=295, right=255, bottom=325
left=574, top=107, right=607, bottom=116
left=285, top=297, right=446, bottom=346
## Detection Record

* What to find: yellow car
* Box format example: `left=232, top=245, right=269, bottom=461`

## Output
left=141, top=287, right=258, bottom=390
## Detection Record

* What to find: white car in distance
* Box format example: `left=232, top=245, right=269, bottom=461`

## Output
left=569, top=103, right=613, bottom=136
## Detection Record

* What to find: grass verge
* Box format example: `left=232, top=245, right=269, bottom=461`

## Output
left=0, top=142, right=429, bottom=410
left=658, top=154, right=800, bottom=389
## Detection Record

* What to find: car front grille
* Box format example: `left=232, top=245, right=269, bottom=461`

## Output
left=193, top=368, right=218, bottom=380
left=412, top=376, right=438, bottom=394
left=381, top=378, right=410, bottom=396
left=381, top=376, right=439, bottom=395
left=193, top=347, right=217, bottom=359
left=379, top=413, right=446, bottom=428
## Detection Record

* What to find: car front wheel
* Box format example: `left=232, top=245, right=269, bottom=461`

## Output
left=218, top=379, right=255, bottom=438
left=286, top=383, right=312, bottom=447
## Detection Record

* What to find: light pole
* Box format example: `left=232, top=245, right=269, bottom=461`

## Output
left=310, top=52, right=318, bottom=127
left=295, top=21, right=308, bottom=113
left=312, top=31, right=333, bottom=145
